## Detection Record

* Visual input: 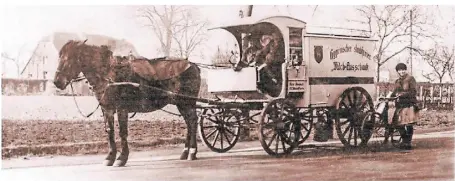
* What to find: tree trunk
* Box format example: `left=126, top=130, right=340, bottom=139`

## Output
left=15, top=63, right=20, bottom=78
left=376, top=62, right=380, bottom=82
left=165, top=28, right=172, bottom=57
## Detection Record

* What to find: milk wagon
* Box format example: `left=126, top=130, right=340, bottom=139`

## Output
left=196, top=15, right=379, bottom=156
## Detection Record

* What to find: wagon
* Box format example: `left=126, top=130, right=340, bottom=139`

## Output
left=196, top=15, right=379, bottom=156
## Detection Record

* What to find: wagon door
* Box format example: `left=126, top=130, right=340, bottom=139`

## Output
left=287, top=27, right=307, bottom=93
left=286, top=27, right=307, bottom=101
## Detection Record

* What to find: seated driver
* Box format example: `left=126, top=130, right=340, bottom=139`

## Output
left=262, top=32, right=281, bottom=66
left=234, top=34, right=262, bottom=71
left=252, top=33, right=281, bottom=83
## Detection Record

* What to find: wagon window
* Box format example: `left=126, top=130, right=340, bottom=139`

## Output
left=289, top=27, right=303, bottom=65
left=289, top=28, right=302, bottom=47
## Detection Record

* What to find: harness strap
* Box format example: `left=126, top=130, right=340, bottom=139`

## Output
left=129, top=112, right=137, bottom=118
left=159, top=108, right=182, bottom=117
left=70, top=81, right=100, bottom=118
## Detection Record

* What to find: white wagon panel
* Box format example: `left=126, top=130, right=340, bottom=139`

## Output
left=207, top=67, right=257, bottom=92
left=304, top=35, right=377, bottom=106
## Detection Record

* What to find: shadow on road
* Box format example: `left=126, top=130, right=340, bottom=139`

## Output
left=196, top=137, right=454, bottom=162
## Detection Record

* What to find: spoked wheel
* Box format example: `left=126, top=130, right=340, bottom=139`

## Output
left=360, top=111, right=385, bottom=148
left=259, top=98, right=301, bottom=157
left=297, top=109, right=313, bottom=145
left=386, top=126, right=403, bottom=148
left=334, top=87, right=374, bottom=148
left=198, top=108, right=241, bottom=153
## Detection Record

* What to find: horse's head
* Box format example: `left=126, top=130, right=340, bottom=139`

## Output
left=53, top=39, right=87, bottom=90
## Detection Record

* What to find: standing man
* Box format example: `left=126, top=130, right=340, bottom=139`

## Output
left=391, top=63, right=420, bottom=150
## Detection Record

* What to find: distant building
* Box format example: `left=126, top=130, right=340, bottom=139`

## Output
left=19, top=32, right=140, bottom=95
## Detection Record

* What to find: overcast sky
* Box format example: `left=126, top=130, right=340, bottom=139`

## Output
left=1, top=5, right=454, bottom=81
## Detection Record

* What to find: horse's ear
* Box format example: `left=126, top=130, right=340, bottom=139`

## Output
left=76, top=39, right=88, bottom=46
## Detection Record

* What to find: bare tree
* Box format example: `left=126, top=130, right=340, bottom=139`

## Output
left=421, top=70, right=435, bottom=82
left=441, top=46, right=455, bottom=82
left=351, top=5, right=439, bottom=82
left=136, top=5, right=209, bottom=58
left=137, top=5, right=182, bottom=57
left=420, top=45, right=455, bottom=83
left=1, top=44, right=27, bottom=76
left=170, top=7, right=210, bottom=58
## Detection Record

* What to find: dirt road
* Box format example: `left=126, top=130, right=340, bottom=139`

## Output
left=2, top=131, right=454, bottom=181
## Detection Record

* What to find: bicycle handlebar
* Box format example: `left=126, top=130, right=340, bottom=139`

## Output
left=378, top=97, right=399, bottom=102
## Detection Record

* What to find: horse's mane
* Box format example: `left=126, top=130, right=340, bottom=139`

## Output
left=59, top=40, right=80, bottom=56
left=59, top=40, right=116, bottom=71
left=59, top=40, right=114, bottom=58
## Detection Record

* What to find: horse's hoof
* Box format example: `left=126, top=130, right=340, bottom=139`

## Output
left=187, top=154, right=197, bottom=161
left=114, top=159, right=127, bottom=167
left=180, top=151, right=189, bottom=160
left=103, top=160, right=115, bottom=166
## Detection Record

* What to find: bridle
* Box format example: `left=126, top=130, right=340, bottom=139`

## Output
left=55, top=69, right=86, bottom=83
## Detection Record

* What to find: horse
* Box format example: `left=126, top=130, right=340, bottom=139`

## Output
left=53, top=40, right=201, bottom=167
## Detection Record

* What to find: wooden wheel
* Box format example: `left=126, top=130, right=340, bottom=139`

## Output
left=297, top=109, right=313, bottom=145
left=334, top=87, right=374, bottom=148
left=259, top=98, right=301, bottom=156
left=198, top=108, right=241, bottom=153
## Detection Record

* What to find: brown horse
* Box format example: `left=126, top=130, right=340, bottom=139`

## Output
left=53, top=40, right=201, bottom=166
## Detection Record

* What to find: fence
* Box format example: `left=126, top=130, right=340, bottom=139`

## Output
left=2, top=78, right=48, bottom=95
left=376, top=82, right=455, bottom=110
left=1, top=78, right=93, bottom=96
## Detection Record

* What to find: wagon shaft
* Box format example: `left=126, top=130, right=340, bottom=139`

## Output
left=106, top=82, right=265, bottom=109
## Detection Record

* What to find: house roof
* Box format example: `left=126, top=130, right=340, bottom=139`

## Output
left=51, top=32, right=140, bottom=56
left=21, top=32, right=140, bottom=75
left=52, top=32, right=82, bottom=52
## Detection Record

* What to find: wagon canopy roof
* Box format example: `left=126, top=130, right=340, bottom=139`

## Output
left=208, top=15, right=307, bottom=34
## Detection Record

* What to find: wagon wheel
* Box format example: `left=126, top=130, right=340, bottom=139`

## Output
left=334, top=87, right=374, bottom=148
left=259, top=98, right=301, bottom=156
left=198, top=108, right=241, bottom=153
left=297, top=109, right=313, bottom=145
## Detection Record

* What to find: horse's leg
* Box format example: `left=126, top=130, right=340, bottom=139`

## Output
left=177, top=104, right=198, bottom=161
left=179, top=118, right=190, bottom=160
left=103, top=109, right=117, bottom=166
left=114, top=109, right=129, bottom=167
left=176, top=63, right=201, bottom=160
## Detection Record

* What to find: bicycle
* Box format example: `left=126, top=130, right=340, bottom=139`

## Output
left=361, top=95, right=416, bottom=148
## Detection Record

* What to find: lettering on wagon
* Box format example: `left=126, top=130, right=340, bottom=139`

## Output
left=329, top=44, right=371, bottom=72
left=330, top=44, right=372, bottom=60
left=288, top=80, right=305, bottom=91
left=331, top=62, right=369, bottom=72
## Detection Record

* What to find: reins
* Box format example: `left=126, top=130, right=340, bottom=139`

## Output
left=69, top=77, right=100, bottom=118
left=65, top=60, right=228, bottom=119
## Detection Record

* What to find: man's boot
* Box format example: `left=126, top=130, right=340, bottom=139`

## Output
left=404, top=125, right=414, bottom=150
left=399, top=125, right=413, bottom=150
